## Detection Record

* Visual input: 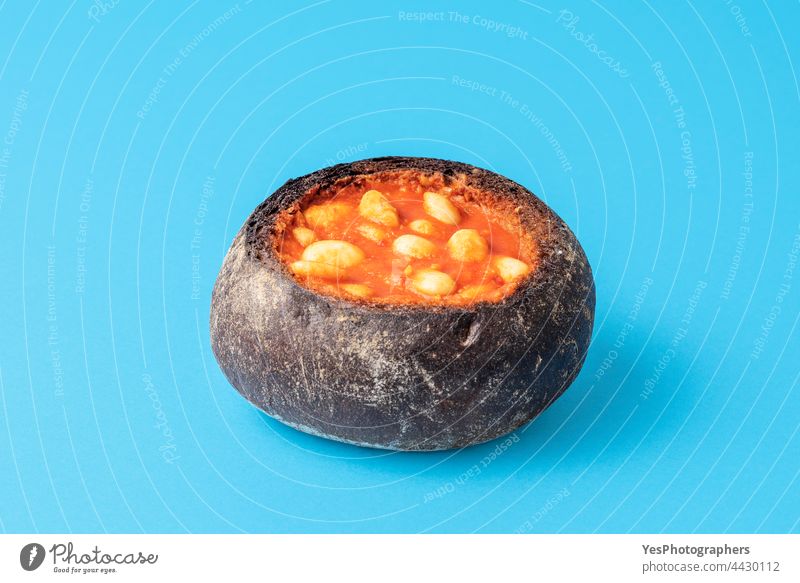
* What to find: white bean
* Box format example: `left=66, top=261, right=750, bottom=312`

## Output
left=304, top=202, right=352, bottom=229
left=302, top=240, right=365, bottom=268
left=392, top=234, right=437, bottom=258
left=446, top=229, right=489, bottom=262
left=339, top=283, right=373, bottom=298
left=356, top=223, right=388, bottom=243
left=409, top=269, right=456, bottom=297
left=292, top=227, right=316, bottom=247
left=493, top=256, right=531, bottom=283
left=408, top=219, right=435, bottom=235
left=457, top=282, right=497, bottom=300
left=423, top=191, right=461, bottom=225
left=290, top=260, right=340, bottom=279
left=358, top=189, right=399, bottom=227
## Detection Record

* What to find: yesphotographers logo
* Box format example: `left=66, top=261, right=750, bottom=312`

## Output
left=20, top=543, right=46, bottom=571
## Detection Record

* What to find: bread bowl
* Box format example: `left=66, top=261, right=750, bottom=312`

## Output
left=210, top=157, right=594, bottom=451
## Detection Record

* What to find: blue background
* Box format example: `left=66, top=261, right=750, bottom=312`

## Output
left=0, top=0, right=798, bottom=533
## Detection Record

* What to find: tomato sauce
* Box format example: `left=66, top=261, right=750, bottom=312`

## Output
left=273, top=173, right=537, bottom=305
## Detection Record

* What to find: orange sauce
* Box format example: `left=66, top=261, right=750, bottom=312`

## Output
left=273, top=174, right=537, bottom=305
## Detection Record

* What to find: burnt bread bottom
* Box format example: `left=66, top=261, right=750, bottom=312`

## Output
left=210, top=157, right=595, bottom=451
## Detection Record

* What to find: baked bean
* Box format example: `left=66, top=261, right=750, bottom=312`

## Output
left=290, top=260, right=341, bottom=279
left=423, top=191, right=461, bottom=225
left=292, top=227, right=316, bottom=247
left=392, top=234, right=436, bottom=259
left=493, top=256, right=530, bottom=283
left=409, top=219, right=435, bottom=235
left=446, top=229, right=489, bottom=262
left=409, top=269, right=456, bottom=297
left=356, top=223, right=388, bottom=244
left=302, top=240, right=365, bottom=268
left=458, top=282, right=498, bottom=300
left=304, top=202, right=353, bottom=229
left=340, top=283, right=373, bottom=298
left=359, top=189, right=399, bottom=227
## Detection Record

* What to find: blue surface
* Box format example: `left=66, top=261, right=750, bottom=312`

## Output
left=0, top=0, right=798, bottom=534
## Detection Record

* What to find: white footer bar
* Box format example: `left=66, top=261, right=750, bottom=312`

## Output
left=1, top=535, right=796, bottom=581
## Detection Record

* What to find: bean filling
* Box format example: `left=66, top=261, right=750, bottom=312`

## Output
left=273, top=171, right=538, bottom=305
